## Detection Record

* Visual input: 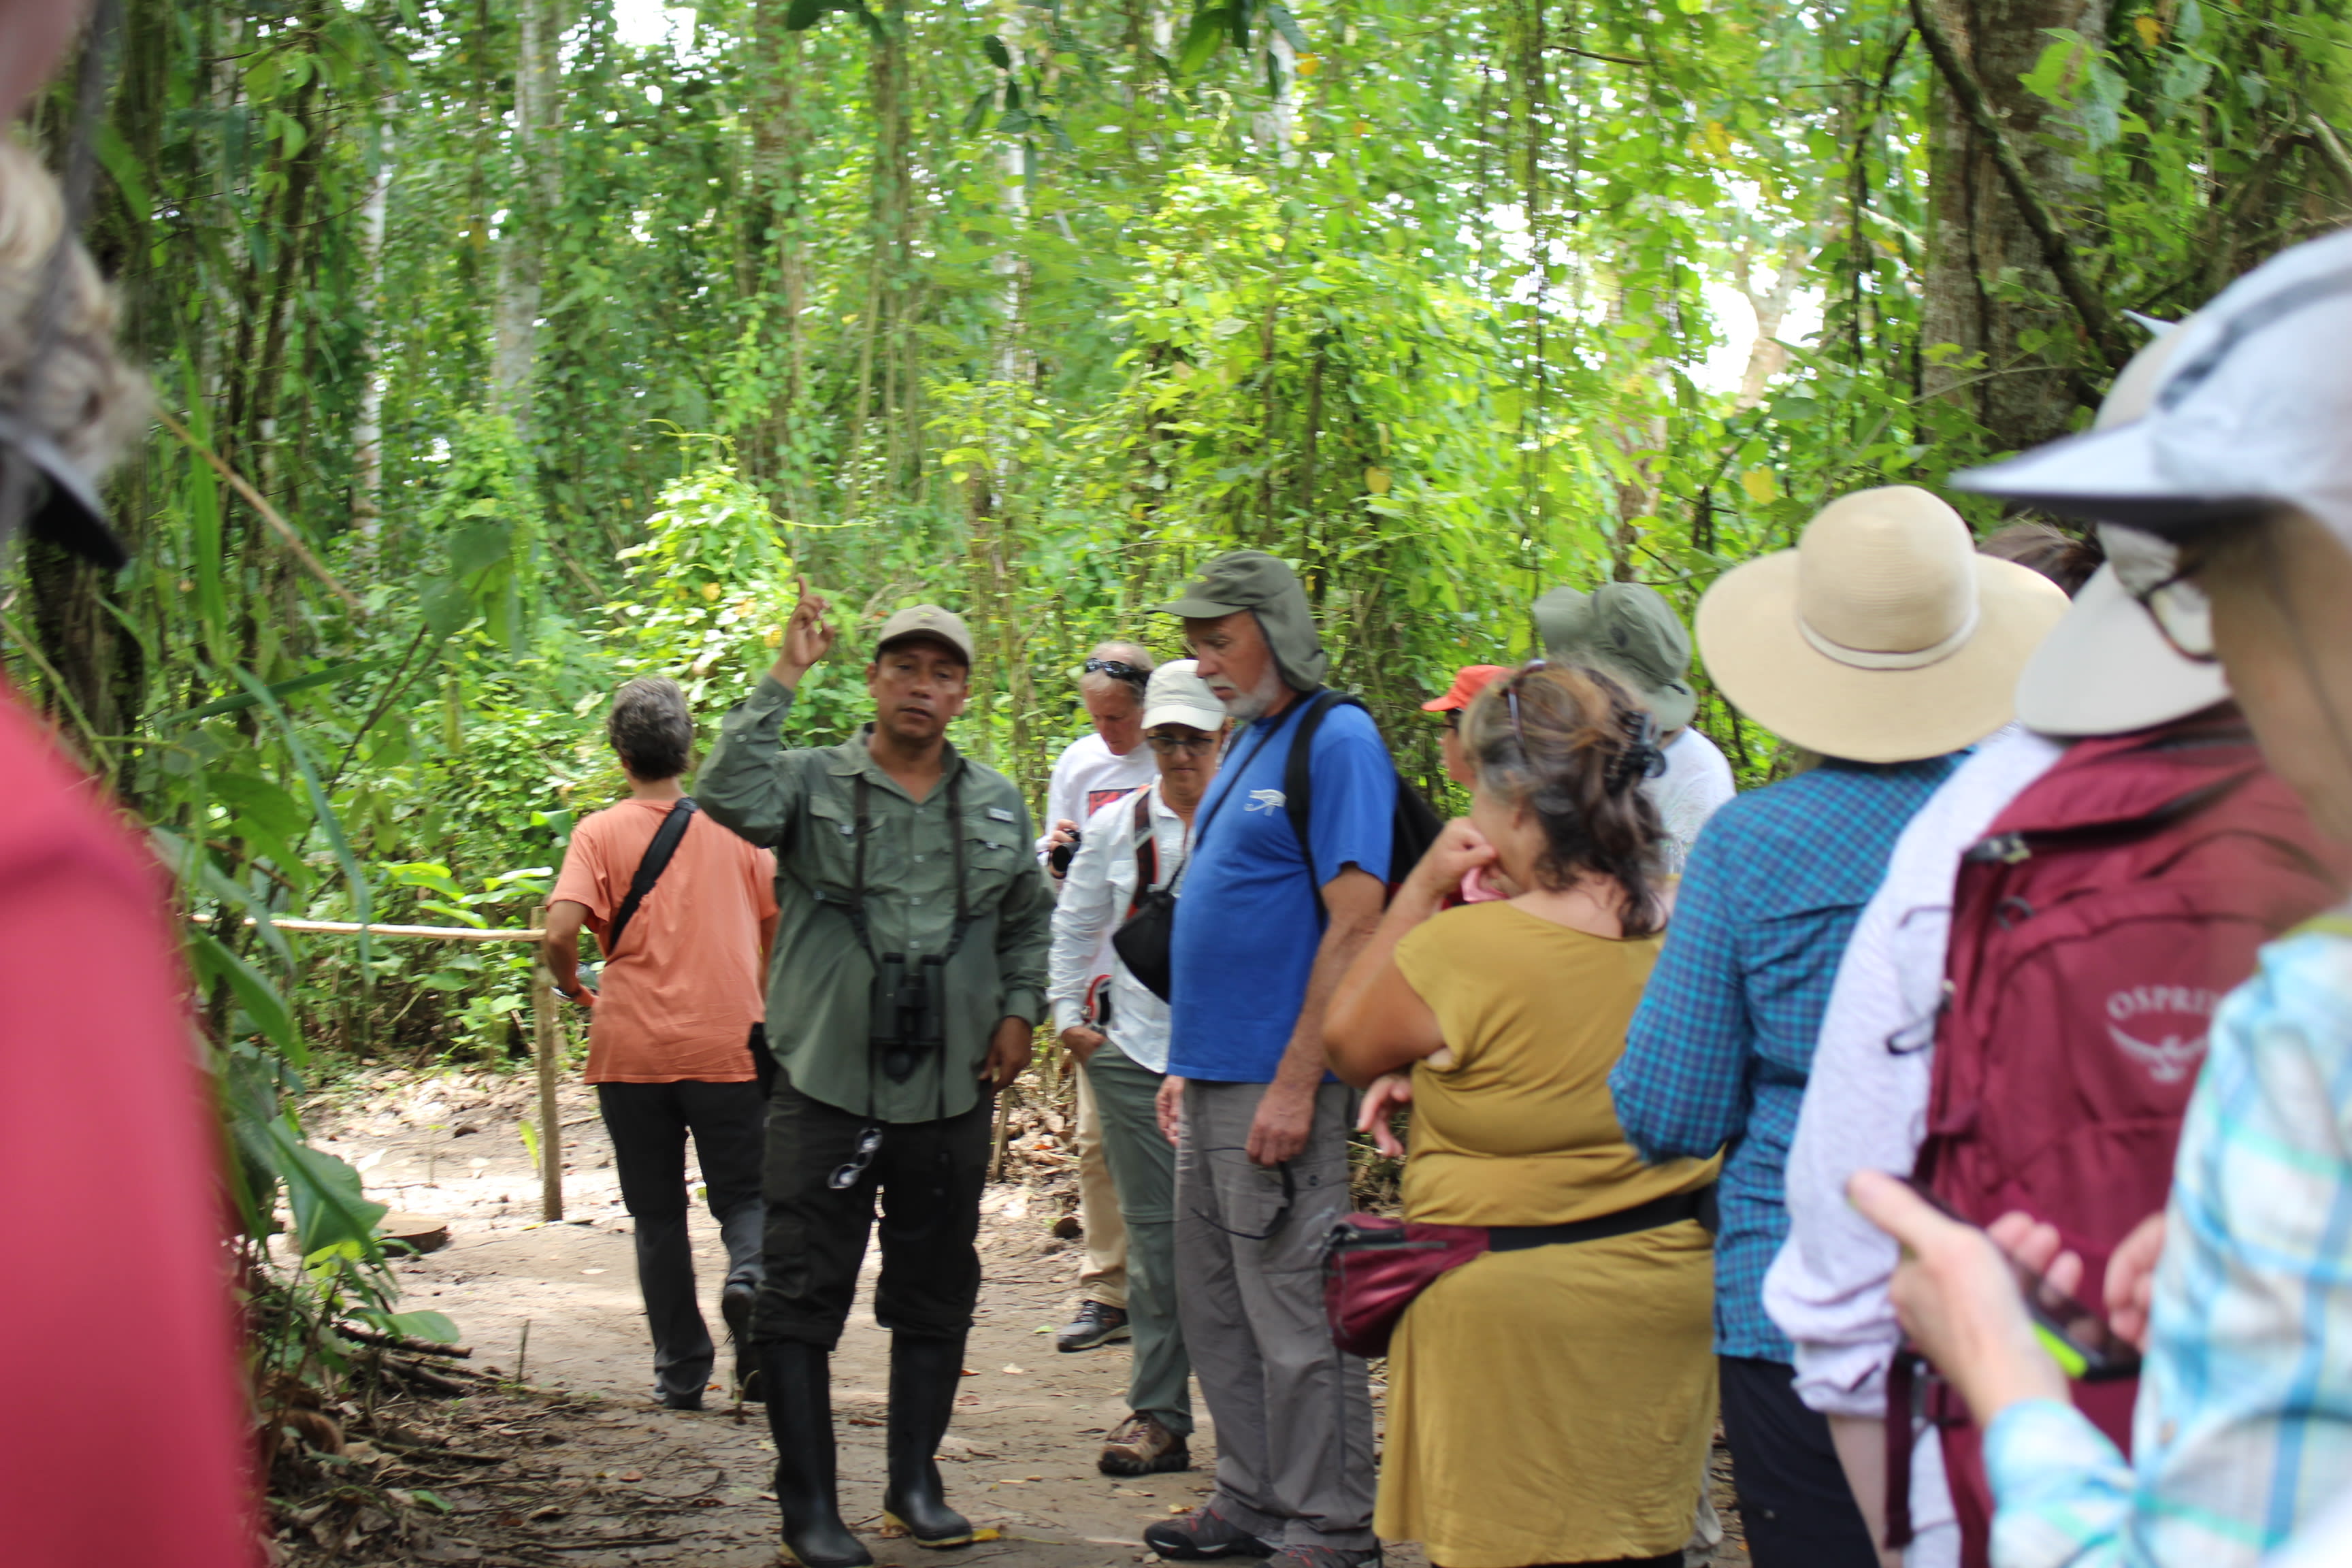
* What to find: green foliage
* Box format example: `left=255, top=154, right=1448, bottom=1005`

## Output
left=5, top=0, right=2348, bottom=1417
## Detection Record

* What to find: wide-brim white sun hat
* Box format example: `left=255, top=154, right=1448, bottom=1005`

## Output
left=2010, top=325, right=2232, bottom=737
left=1955, top=227, right=2352, bottom=549
left=1141, top=658, right=1226, bottom=732
left=2014, top=529, right=2231, bottom=736
left=1697, top=485, right=2070, bottom=763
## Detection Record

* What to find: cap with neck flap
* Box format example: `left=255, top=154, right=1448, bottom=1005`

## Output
left=1154, top=549, right=1330, bottom=691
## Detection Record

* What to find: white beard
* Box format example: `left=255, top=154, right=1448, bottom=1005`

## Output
left=1221, top=662, right=1291, bottom=723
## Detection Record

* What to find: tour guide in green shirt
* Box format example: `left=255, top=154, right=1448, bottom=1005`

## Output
left=699, top=581, right=1051, bottom=1568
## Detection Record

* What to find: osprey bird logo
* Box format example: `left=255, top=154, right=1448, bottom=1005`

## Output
left=2103, top=985, right=2221, bottom=1084
left=2104, top=1023, right=2208, bottom=1084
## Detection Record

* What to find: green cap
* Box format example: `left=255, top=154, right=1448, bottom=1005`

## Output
left=874, top=603, right=975, bottom=666
left=1154, top=549, right=1329, bottom=691
left=1531, top=581, right=1698, bottom=733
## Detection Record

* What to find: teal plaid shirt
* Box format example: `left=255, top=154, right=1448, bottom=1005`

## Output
left=1611, top=755, right=1960, bottom=1360
left=1984, top=921, right=2352, bottom=1568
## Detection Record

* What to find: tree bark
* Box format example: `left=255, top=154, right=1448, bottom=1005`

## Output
left=747, top=0, right=809, bottom=510
left=351, top=138, right=393, bottom=550
left=492, top=0, right=561, bottom=433
left=1918, top=0, right=2110, bottom=453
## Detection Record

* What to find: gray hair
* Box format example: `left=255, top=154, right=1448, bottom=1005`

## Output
left=0, top=140, right=148, bottom=483
left=608, top=676, right=693, bottom=780
left=1079, top=640, right=1156, bottom=700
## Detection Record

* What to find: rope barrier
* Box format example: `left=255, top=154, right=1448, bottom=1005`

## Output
left=191, top=906, right=567, bottom=1221
left=197, top=914, right=546, bottom=941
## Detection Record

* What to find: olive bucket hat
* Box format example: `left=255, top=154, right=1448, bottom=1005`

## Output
left=1531, top=581, right=1699, bottom=734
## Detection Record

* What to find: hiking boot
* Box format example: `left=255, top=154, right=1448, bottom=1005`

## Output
left=656, top=1386, right=704, bottom=1411
left=881, top=1333, right=974, bottom=1549
left=1141, top=1501, right=1276, bottom=1561
left=1098, top=1412, right=1190, bottom=1476
left=1055, top=1301, right=1130, bottom=1352
left=721, top=1280, right=764, bottom=1403
left=1264, top=1548, right=1381, bottom=1568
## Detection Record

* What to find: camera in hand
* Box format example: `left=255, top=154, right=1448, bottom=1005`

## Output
left=870, top=951, right=947, bottom=1081
left=1048, top=828, right=1082, bottom=877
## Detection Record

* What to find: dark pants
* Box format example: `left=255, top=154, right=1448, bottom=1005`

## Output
left=750, top=1076, right=992, bottom=1348
left=596, top=1079, right=768, bottom=1401
left=1718, top=1356, right=1880, bottom=1568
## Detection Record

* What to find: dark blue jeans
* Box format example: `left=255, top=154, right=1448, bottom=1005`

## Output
left=596, top=1079, right=767, bottom=1401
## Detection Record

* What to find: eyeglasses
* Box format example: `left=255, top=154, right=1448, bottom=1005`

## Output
left=2110, top=549, right=2217, bottom=664
left=828, top=1124, right=884, bottom=1191
left=1146, top=730, right=1217, bottom=754
left=1084, top=657, right=1149, bottom=686
left=1188, top=1151, right=1295, bottom=1240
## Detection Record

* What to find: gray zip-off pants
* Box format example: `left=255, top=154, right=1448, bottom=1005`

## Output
left=1174, top=1078, right=1375, bottom=1551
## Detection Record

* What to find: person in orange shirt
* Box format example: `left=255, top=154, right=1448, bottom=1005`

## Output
left=546, top=677, right=780, bottom=1409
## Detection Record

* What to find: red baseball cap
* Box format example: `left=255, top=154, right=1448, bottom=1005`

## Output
left=1420, top=664, right=1507, bottom=713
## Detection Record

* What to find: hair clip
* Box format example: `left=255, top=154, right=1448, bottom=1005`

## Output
left=1605, top=708, right=1667, bottom=794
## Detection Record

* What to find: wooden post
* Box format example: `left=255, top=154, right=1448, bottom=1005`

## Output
left=532, top=962, right=564, bottom=1222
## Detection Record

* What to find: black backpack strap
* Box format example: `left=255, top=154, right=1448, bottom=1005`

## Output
left=604, top=797, right=698, bottom=958
left=1283, top=690, right=1351, bottom=917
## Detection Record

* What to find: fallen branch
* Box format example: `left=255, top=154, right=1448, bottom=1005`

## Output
left=338, top=1326, right=474, bottom=1359
left=1908, top=0, right=2125, bottom=366
left=382, top=1356, right=471, bottom=1396
left=154, top=408, right=368, bottom=617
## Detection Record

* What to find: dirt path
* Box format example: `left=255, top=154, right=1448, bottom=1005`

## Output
left=288, top=1066, right=1745, bottom=1567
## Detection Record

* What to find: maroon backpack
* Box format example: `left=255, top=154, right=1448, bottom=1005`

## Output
left=1889, top=713, right=2349, bottom=1565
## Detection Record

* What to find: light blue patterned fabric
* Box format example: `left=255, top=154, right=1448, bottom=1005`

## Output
left=1611, top=754, right=1959, bottom=1359
left=1983, top=922, right=2352, bottom=1568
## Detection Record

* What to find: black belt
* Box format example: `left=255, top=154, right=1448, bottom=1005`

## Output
left=1487, top=1184, right=1718, bottom=1252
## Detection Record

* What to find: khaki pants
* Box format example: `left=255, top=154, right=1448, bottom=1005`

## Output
left=1082, top=1041, right=1191, bottom=1432
left=1174, top=1079, right=1375, bottom=1551
left=1075, top=1066, right=1128, bottom=1309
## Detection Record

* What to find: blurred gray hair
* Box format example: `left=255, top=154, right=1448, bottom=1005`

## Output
left=608, top=676, right=693, bottom=780
left=1079, top=640, right=1155, bottom=700
left=0, top=140, right=148, bottom=485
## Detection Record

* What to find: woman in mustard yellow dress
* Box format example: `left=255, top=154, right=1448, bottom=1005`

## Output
left=1327, top=662, right=1720, bottom=1568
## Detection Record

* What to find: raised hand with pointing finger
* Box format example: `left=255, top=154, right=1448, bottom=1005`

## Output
left=770, top=575, right=838, bottom=689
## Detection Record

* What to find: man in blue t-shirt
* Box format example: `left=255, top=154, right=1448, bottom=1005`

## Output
left=1141, top=551, right=1393, bottom=1568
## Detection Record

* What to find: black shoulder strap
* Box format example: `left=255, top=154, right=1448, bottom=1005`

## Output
left=1283, top=690, right=1348, bottom=910
left=1132, top=786, right=1158, bottom=887
left=604, top=797, right=698, bottom=958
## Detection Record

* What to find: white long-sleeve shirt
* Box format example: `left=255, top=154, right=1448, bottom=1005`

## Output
left=1035, top=732, right=1158, bottom=873
left=1762, top=725, right=2065, bottom=1567
left=1047, top=781, right=1189, bottom=1073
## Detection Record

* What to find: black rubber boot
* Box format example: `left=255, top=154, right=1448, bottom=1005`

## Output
left=881, top=1333, right=975, bottom=1549
left=761, top=1341, right=873, bottom=1568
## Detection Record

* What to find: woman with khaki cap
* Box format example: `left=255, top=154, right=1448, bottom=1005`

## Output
left=1607, top=485, right=2067, bottom=1568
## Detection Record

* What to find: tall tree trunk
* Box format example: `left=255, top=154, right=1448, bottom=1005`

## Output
left=747, top=1, right=808, bottom=513
left=24, top=0, right=171, bottom=773
left=351, top=137, right=394, bottom=551
left=493, top=0, right=561, bottom=432
left=1918, top=0, right=2108, bottom=453
left=845, top=3, right=911, bottom=507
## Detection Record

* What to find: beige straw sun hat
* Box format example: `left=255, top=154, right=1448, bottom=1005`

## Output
left=1695, top=485, right=2069, bottom=764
